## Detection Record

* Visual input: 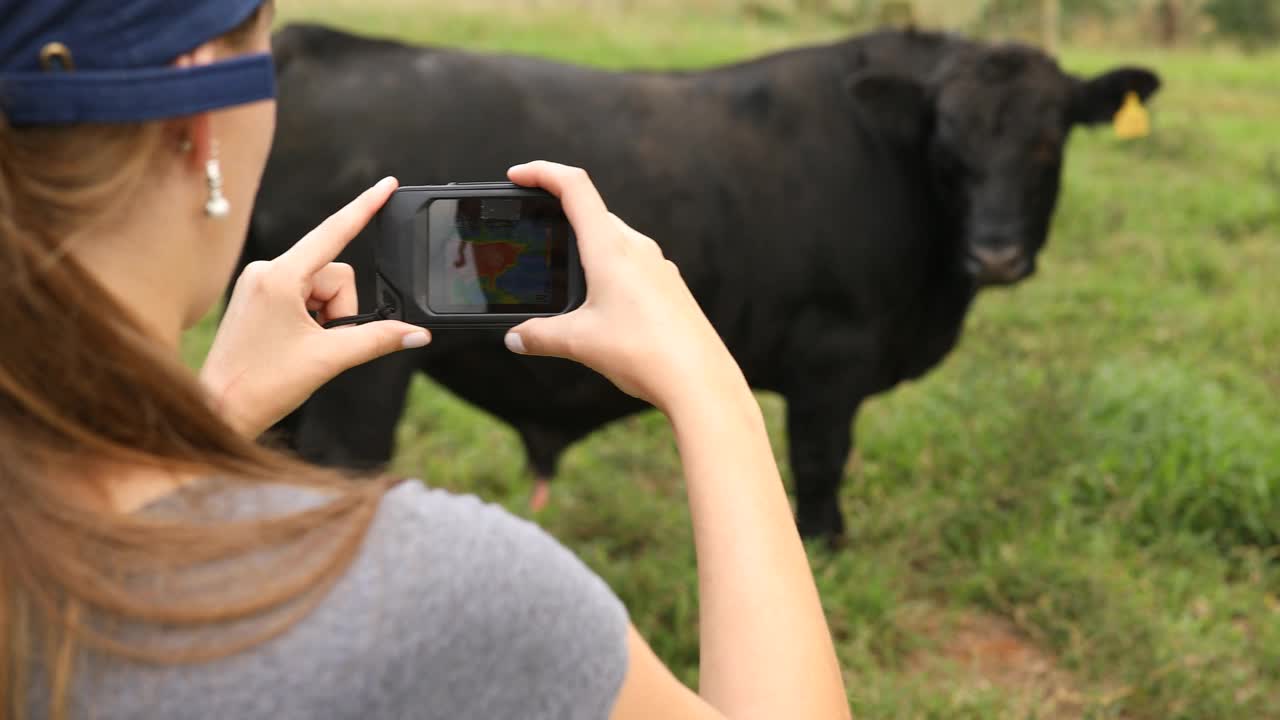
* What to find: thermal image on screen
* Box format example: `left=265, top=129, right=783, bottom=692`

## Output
left=449, top=219, right=554, bottom=306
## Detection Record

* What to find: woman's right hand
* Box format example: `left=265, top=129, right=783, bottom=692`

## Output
left=508, top=161, right=850, bottom=719
left=504, top=161, right=745, bottom=416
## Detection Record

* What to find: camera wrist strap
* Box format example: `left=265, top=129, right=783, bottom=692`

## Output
left=322, top=303, right=395, bottom=329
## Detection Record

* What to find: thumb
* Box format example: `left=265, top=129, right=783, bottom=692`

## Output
left=505, top=316, right=577, bottom=359
left=321, top=320, right=432, bottom=370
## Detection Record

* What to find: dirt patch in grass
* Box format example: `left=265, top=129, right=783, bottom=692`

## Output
left=906, top=610, right=1088, bottom=718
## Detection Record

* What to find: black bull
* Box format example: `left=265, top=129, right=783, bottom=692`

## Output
left=239, top=24, right=1161, bottom=541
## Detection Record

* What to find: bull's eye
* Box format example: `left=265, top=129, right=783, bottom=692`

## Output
left=1033, top=138, right=1059, bottom=165
left=932, top=145, right=976, bottom=186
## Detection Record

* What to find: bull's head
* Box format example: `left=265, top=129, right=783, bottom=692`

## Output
left=849, top=44, right=1161, bottom=287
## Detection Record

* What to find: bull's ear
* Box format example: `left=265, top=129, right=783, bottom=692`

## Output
left=846, top=72, right=932, bottom=143
left=1069, top=67, right=1162, bottom=126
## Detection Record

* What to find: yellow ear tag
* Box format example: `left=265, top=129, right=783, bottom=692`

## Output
left=1113, top=91, right=1150, bottom=140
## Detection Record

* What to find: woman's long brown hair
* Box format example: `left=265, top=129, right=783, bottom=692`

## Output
left=0, top=7, right=395, bottom=718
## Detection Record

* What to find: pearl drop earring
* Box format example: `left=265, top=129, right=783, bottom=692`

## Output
left=204, top=141, right=230, bottom=220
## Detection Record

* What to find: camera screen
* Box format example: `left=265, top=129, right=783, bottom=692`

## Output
left=424, top=196, right=572, bottom=314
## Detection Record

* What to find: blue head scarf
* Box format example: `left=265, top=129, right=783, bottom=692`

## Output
left=0, top=0, right=275, bottom=125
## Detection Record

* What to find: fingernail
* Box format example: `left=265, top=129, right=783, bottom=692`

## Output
left=507, top=163, right=526, bottom=174
left=504, top=333, right=526, bottom=354
left=402, top=332, right=430, bottom=349
left=379, top=176, right=397, bottom=189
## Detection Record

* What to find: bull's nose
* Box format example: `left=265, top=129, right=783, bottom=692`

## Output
left=966, top=245, right=1029, bottom=285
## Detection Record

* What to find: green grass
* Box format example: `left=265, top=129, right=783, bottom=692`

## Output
left=186, top=7, right=1280, bottom=718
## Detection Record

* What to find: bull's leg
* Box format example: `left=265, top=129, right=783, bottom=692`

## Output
left=529, top=478, right=552, bottom=513
left=518, top=424, right=570, bottom=513
left=292, top=351, right=421, bottom=471
left=785, top=397, right=860, bottom=543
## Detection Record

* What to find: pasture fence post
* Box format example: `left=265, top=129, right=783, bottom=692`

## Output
left=1156, top=0, right=1182, bottom=47
left=878, top=1, right=917, bottom=29
left=1041, top=0, right=1061, bottom=55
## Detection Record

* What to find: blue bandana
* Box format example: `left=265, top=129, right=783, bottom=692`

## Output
left=0, top=0, right=275, bottom=125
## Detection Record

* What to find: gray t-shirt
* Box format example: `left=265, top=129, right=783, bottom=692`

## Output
left=37, top=480, right=630, bottom=719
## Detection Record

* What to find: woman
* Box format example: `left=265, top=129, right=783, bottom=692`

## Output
left=0, top=1, right=849, bottom=718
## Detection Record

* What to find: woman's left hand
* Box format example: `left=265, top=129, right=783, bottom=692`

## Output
left=200, top=177, right=431, bottom=438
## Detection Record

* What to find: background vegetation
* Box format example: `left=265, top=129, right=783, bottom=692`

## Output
left=186, top=1, right=1280, bottom=716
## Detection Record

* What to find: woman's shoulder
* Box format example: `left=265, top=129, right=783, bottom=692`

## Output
left=134, top=479, right=631, bottom=719
left=369, top=479, right=616, bottom=596
left=326, top=479, right=632, bottom=718
left=365, top=479, right=627, bottom=620
left=328, top=480, right=633, bottom=717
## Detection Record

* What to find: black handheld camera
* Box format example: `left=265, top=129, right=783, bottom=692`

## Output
left=373, top=182, right=586, bottom=329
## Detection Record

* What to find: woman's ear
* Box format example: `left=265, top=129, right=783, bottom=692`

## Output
left=181, top=114, right=215, bottom=170
left=170, top=43, right=220, bottom=170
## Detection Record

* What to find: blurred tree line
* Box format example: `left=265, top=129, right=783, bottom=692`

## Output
left=1203, top=0, right=1280, bottom=49
left=749, top=0, right=1279, bottom=49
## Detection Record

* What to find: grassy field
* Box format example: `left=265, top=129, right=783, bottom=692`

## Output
left=186, top=5, right=1280, bottom=718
